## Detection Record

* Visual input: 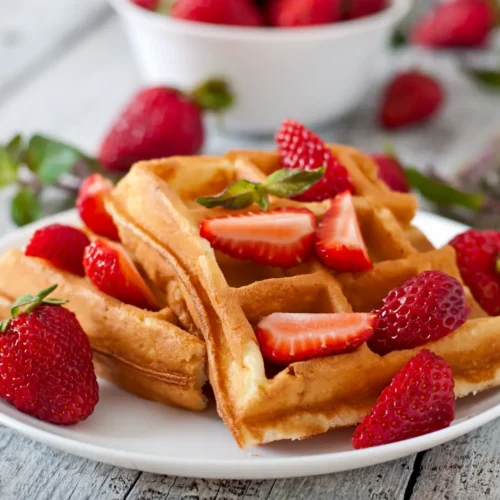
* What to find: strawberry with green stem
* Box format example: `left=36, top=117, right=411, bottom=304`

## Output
left=0, top=285, right=99, bottom=425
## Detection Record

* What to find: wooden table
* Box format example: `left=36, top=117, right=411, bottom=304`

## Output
left=1, top=2, right=500, bottom=498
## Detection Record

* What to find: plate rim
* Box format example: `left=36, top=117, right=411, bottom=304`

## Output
left=1, top=209, right=498, bottom=480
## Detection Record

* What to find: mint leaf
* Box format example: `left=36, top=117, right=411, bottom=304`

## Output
left=265, top=167, right=325, bottom=198
left=197, top=180, right=269, bottom=210
left=11, top=188, right=42, bottom=226
left=464, top=68, right=500, bottom=91
left=390, top=28, right=407, bottom=49
left=26, top=135, right=89, bottom=185
left=406, top=168, right=485, bottom=210
left=191, top=78, right=234, bottom=112
left=0, top=135, right=24, bottom=187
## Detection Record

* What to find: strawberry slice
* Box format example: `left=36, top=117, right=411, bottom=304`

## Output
left=315, top=191, right=372, bottom=272
left=255, top=312, right=376, bottom=365
left=199, top=208, right=316, bottom=268
left=83, top=239, right=159, bottom=310
left=76, top=174, right=120, bottom=241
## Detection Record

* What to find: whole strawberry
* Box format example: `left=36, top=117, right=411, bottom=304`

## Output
left=268, top=0, right=342, bottom=27
left=412, top=0, right=494, bottom=48
left=171, top=0, right=264, bottom=26
left=0, top=285, right=98, bottom=425
left=344, top=0, right=387, bottom=19
left=275, top=119, right=354, bottom=201
left=25, top=224, right=91, bottom=277
left=369, top=270, right=471, bottom=355
left=76, top=174, right=120, bottom=241
left=449, top=229, right=500, bottom=316
left=379, top=70, right=444, bottom=130
left=352, top=350, right=455, bottom=448
left=370, top=153, right=410, bottom=192
left=99, top=87, right=204, bottom=172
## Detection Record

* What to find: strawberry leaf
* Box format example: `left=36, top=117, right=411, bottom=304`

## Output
left=26, top=135, right=96, bottom=185
left=10, top=284, right=66, bottom=318
left=10, top=188, right=42, bottom=226
left=191, top=78, right=234, bottom=112
left=265, top=167, right=325, bottom=198
left=0, top=135, right=23, bottom=187
left=197, top=180, right=269, bottom=210
left=464, top=68, right=500, bottom=91
left=406, top=168, right=485, bottom=210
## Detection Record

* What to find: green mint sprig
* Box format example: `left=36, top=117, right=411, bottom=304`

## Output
left=0, top=134, right=112, bottom=227
left=197, top=167, right=325, bottom=211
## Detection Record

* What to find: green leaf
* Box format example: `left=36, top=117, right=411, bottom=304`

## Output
left=406, top=168, right=485, bottom=210
left=0, top=135, right=24, bottom=187
left=10, top=188, right=42, bottom=226
left=191, top=78, right=234, bottom=112
left=390, top=27, right=407, bottom=49
left=197, top=180, right=269, bottom=210
left=265, top=167, right=325, bottom=198
left=464, top=68, right=500, bottom=91
left=26, top=135, right=89, bottom=184
left=10, top=285, right=66, bottom=317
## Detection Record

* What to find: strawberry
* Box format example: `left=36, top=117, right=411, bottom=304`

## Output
left=344, top=0, right=387, bottom=19
left=25, top=224, right=90, bottom=277
left=411, top=0, right=494, bottom=48
left=268, top=0, right=342, bottom=27
left=275, top=119, right=354, bottom=201
left=199, top=208, right=316, bottom=268
left=449, top=229, right=500, bottom=316
left=0, top=285, right=98, bottom=425
left=131, top=0, right=158, bottom=9
left=99, top=87, right=204, bottom=172
left=379, top=70, right=444, bottom=130
left=369, top=271, right=471, bottom=355
left=370, top=153, right=410, bottom=193
left=76, top=174, right=120, bottom=241
left=352, top=350, right=455, bottom=448
left=255, top=312, right=376, bottom=365
left=171, top=0, right=264, bottom=26
left=83, top=239, right=159, bottom=310
left=315, top=191, right=372, bottom=272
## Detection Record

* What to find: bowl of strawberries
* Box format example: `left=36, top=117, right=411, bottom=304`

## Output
left=109, top=0, right=410, bottom=134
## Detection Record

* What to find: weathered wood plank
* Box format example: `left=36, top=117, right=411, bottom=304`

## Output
left=410, top=420, right=500, bottom=500
left=0, top=0, right=110, bottom=99
left=0, top=426, right=140, bottom=500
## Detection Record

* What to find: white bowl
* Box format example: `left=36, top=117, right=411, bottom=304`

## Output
left=109, top=0, right=410, bottom=135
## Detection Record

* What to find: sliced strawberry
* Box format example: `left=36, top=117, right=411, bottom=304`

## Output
left=255, top=312, right=376, bottom=365
left=199, top=208, right=316, bottom=268
left=315, top=191, right=372, bottom=272
left=83, top=239, right=159, bottom=310
left=25, top=224, right=90, bottom=276
left=76, top=174, right=120, bottom=241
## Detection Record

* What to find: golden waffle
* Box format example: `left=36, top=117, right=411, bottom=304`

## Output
left=109, top=144, right=500, bottom=449
left=0, top=249, right=208, bottom=411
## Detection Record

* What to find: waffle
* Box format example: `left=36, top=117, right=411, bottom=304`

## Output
left=0, top=249, right=208, bottom=411
left=107, top=144, right=500, bottom=448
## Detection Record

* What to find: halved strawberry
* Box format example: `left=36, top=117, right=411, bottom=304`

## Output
left=83, top=239, right=159, bottom=310
left=76, top=174, right=119, bottom=241
left=255, top=312, right=376, bottom=365
left=199, top=208, right=316, bottom=268
left=315, top=191, right=372, bottom=272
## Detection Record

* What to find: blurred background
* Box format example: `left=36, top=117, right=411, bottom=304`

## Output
left=0, top=0, right=499, bottom=229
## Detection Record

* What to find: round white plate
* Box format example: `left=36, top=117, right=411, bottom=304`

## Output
left=0, top=209, right=498, bottom=479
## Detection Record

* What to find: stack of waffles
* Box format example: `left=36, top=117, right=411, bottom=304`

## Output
left=1, top=143, right=499, bottom=448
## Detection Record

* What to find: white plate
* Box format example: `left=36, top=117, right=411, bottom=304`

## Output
left=0, top=209, right=499, bottom=479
